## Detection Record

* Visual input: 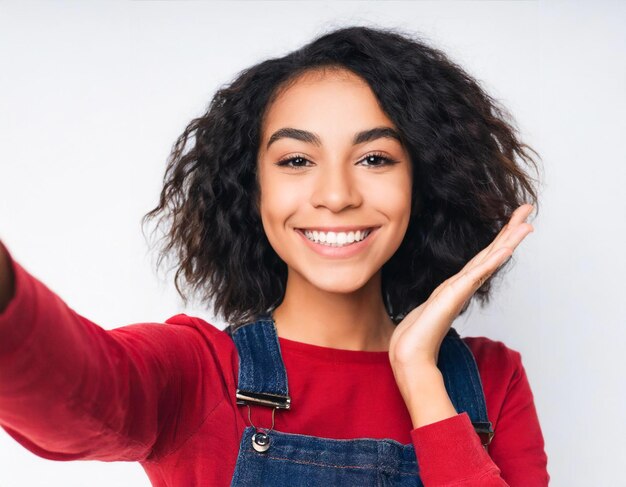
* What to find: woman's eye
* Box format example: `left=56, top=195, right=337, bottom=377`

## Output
left=360, top=153, right=398, bottom=168
left=274, top=153, right=398, bottom=170
left=275, top=156, right=311, bottom=169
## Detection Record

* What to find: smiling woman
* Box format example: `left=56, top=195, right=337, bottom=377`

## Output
left=0, top=24, right=548, bottom=487
left=141, top=28, right=541, bottom=333
left=256, top=68, right=413, bottom=344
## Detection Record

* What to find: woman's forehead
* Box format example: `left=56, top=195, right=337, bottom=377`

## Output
left=260, top=72, right=396, bottom=149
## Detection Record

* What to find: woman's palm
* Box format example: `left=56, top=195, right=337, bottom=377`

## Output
left=389, top=203, right=535, bottom=368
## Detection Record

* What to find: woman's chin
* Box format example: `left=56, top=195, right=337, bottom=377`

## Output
left=301, top=270, right=376, bottom=294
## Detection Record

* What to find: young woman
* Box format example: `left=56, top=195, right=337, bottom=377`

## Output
left=0, top=26, right=549, bottom=486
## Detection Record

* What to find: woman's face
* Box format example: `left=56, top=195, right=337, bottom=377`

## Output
left=257, top=68, right=413, bottom=293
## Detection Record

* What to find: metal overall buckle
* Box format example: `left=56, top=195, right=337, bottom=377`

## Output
left=237, top=390, right=291, bottom=453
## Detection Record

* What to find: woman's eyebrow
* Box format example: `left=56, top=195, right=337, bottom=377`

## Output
left=266, top=126, right=402, bottom=150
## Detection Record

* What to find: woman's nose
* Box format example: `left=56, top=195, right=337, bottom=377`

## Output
left=310, top=162, right=362, bottom=212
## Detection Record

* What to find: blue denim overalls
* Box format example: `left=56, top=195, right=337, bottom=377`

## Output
left=224, top=313, right=494, bottom=486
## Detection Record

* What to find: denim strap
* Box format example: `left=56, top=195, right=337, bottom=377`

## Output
left=227, top=314, right=291, bottom=409
left=437, top=327, right=494, bottom=447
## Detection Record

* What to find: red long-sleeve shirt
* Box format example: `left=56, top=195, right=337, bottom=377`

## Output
left=0, top=240, right=549, bottom=486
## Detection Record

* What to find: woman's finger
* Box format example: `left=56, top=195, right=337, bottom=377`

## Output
left=427, top=204, right=534, bottom=304
left=445, top=229, right=522, bottom=304
left=423, top=247, right=511, bottom=323
left=461, top=204, right=534, bottom=272
left=484, top=204, right=534, bottom=256
left=450, top=246, right=513, bottom=301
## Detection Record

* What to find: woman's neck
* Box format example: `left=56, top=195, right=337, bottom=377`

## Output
left=271, top=273, right=396, bottom=352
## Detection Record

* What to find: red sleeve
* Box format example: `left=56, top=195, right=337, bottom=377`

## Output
left=484, top=346, right=550, bottom=486
left=409, top=340, right=550, bottom=486
left=0, top=240, right=222, bottom=462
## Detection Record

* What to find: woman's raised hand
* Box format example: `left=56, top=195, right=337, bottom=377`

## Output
left=388, top=203, right=535, bottom=371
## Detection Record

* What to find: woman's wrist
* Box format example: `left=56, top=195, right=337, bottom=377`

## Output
left=396, top=365, right=459, bottom=429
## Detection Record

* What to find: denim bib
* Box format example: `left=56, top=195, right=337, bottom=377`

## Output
left=224, top=314, right=494, bottom=486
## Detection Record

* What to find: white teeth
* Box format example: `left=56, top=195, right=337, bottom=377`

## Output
left=302, top=228, right=373, bottom=247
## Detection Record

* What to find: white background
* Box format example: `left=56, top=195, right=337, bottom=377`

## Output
left=1, top=1, right=624, bottom=486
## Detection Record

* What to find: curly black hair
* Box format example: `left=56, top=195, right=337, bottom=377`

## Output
left=141, top=24, right=542, bottom=328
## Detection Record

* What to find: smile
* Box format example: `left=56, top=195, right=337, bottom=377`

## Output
left=294, top=226, right=380, bottom=258
left=299, top=228, right=374, bottom=246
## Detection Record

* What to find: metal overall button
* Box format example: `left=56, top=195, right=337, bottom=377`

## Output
left=247, top=404, right=277, bottom=453
left=252, top=431, right=270, bottom=453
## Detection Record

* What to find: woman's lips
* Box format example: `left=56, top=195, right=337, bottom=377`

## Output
left=294, top=226, right=380, bottom=258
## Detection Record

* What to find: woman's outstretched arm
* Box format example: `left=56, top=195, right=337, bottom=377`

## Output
left=0, top=239, right=220, bottom=463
